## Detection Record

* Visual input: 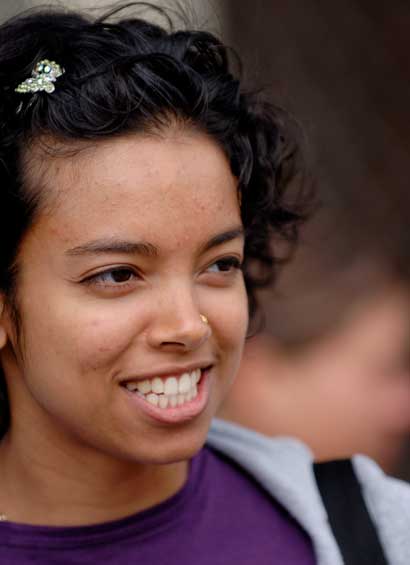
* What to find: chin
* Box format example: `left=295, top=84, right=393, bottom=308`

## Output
left=148, top=421, right=212, bottom=465
left=109, top=413, right=213, bottom=466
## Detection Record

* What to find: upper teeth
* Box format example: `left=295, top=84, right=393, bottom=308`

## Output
left=124, top=369, right=201, bottom=396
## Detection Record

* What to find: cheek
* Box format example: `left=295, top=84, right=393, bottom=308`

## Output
left=20, top=298, right=142, bottom=378
left=208, top=283, right=249, bottom=366
left=14, top=306, right=142, bottom=429
left=74, top=314, right=139, bottom=373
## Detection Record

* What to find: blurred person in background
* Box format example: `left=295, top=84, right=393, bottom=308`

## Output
left=219, top=257, right=410, bottom=476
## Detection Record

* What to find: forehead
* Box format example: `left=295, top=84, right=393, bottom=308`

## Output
left=27, top=130, right=241, bottom=251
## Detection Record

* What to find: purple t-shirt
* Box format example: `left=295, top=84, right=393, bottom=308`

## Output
left=0, top=447, right=316, bottom=564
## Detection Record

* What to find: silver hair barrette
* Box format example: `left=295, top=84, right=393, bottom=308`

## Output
left=15, top=59, right=64, bottom=94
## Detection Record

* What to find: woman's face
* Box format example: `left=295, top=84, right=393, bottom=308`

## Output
left=1, top=130, right=248, bottom=464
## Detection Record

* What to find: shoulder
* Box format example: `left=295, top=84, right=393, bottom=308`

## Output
left=208, top=419, right=410, bottom=565
left=353, top=455, right=410, bottom=565
left=207, top=418, right=317, bottom=501
left=207, top=418, right=322, bottom=514
left=208, top=419, right=345, bottom=565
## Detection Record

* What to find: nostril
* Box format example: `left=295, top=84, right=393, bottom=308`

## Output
left=146, top=308, right=212, bottom=351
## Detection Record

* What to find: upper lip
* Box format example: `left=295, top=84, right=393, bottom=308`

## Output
left=119, top=361, right=214, bottom=383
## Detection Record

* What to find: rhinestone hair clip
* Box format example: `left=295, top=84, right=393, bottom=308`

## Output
left=15, top=59, right=64, bottom=94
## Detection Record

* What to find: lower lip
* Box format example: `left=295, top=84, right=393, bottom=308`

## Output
left=121, top=368, right=211, bottom=424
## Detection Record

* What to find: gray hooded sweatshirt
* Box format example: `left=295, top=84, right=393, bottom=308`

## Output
left=207, top=419, right=410, bottom=565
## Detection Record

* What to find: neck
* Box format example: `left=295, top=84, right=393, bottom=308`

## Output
left=0, top=429, right=188, bottom=527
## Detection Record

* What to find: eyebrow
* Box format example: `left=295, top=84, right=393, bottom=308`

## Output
left=65, top=227, right=244, bottom=258
left=65, top=239, right=158, bottom=258
left=201, top=227, right=244, bottom=253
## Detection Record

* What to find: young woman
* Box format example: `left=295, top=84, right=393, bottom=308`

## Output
left=0, top=4, right=408, bottom=564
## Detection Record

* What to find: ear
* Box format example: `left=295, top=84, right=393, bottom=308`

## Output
left=0, top=295, right=8, bottom=349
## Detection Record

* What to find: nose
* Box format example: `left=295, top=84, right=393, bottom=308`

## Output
left=145, top=287, right=212, bottom=352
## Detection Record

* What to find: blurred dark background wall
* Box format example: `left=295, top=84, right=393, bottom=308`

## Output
left=224, top=0, right=410, bottom=275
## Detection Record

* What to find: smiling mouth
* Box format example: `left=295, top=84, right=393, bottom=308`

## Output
left=120, top=367, right=210, bottom=409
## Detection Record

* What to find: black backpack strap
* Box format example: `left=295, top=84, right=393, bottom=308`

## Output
left=313, top=459, right=388, bottom=565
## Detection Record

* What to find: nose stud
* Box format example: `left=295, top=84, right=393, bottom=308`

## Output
left=200, top=314, right=209, bottom=325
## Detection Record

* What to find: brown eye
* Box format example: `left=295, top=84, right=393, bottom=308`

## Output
left=85, top=267, right=137, bottom=287
left=206, top=257, right=242, bottom=273
left=110, top=269, right=134, bottom=283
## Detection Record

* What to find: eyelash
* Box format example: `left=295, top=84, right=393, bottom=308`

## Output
left=82, top=256, right=242, bottom=289
left=206, top=256, right=243, bottom=273
left=82, top=267, right=138, bottom=288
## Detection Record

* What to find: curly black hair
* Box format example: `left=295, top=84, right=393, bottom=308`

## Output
left=0, top=3, right=308, bottom=435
